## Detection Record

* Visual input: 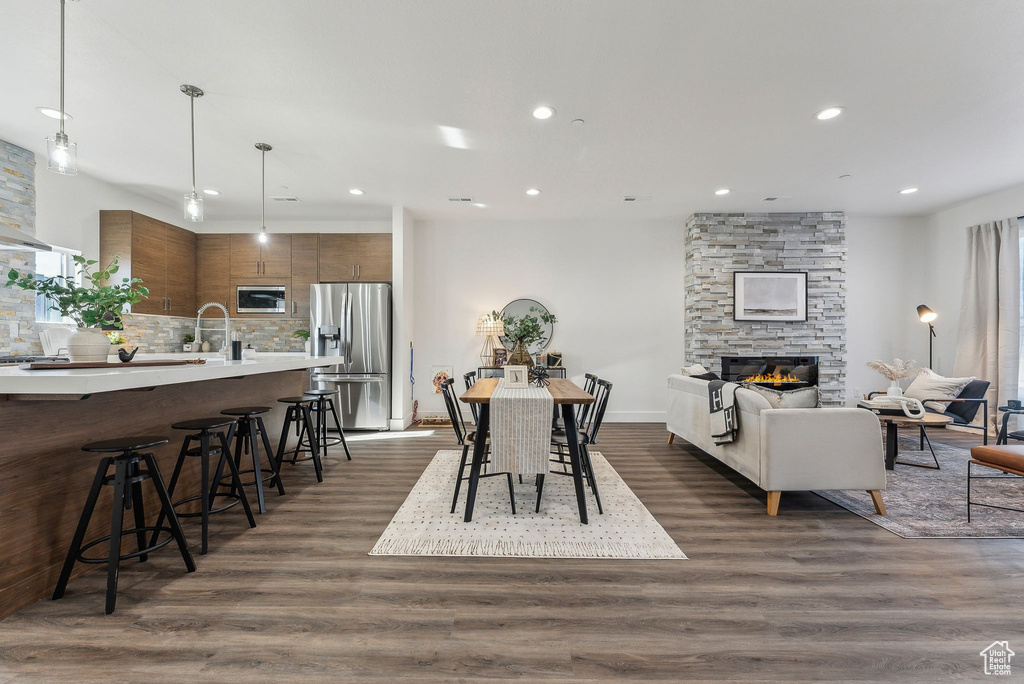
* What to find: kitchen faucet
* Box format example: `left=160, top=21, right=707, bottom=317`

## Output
left=194, top=302, right=230, bottom=354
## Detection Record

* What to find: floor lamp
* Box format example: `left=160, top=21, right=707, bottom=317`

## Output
left=917, top=304, right=937, bottom=369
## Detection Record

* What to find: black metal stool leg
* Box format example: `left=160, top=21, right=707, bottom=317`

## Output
left=217, top=431, right=256, bottom=528
left=53, top=457, right=111, bottom=600
left=209, top=422, right=235, bottom=502
left=327, top=399, right=352, bottom=461
left=199, top=430, right=211, bottom=555
left=301, top=404, right=324, bottom=482
left=142, top=453, right=196, bottom=573
left=105, top=457, right=128, bottom=615
left=276, top=407, right=295, bottom=467
left=130, top=459, right=148, bottom=562
left=247, top=417, right=267, bottom=514
left=256, top=416, right=286, bottom=495
left=148, top=436, right=191, bottom=551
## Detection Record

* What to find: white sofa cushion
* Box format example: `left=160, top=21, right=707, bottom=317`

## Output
left=904, top=369, right=975, bottom=412
left=742, top=384, right=820, bottom=408
left=681, top=363, right=709, bottom=376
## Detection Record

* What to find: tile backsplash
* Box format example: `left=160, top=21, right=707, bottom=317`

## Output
left=117, top=314, right=311, bottom=353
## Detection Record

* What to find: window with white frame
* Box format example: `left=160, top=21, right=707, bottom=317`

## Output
left=33, top=246, right=82, bottom=323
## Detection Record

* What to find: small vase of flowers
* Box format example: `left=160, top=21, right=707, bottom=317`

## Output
left=866, top=358, right=925, bottom=396
left=493, top=307, right=557, bottom=368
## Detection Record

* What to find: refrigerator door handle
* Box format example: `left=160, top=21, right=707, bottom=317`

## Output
left=346, top=291, right=354, bottom=372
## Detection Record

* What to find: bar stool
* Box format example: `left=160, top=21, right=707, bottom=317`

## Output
left=52, top=436, right=196, bottom=615
left=215, top=407, right=285, bottom=514
left=150, top=418, right=257, bottom=555
left=276, top=397, right=324, bottom=482
left=303, top=388, right=352, bottom=461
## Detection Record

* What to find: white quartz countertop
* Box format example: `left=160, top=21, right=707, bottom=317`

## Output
left=0, top=353, right=334, bottom=396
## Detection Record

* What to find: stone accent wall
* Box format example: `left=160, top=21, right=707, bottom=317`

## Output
left=684, top=212, right=847, bottom=405
left=114, top=314, right=311, bottom=354
left=0, top=141, right=39, bottom=355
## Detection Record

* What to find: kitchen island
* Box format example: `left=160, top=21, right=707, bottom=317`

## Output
left=0, top=354, right=333, bottom=619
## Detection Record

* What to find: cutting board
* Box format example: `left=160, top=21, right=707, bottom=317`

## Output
left=21, top=359, right=206, bottom=370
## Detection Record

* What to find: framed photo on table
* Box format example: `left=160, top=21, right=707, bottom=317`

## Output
left=492, top=348, right=508, bottom=366
left=733, top=271, right=808, bottom=322
left=505, top=365, right=529, bottom=388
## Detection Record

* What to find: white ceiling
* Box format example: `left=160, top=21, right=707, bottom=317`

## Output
left=2, top=0, right=1024, bottom=222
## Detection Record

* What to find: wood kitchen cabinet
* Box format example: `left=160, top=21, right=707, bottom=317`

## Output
left=100, top=210, right=196, bottom=316
left=229, top=233, right=291, bottom=279
left=195, top=233, right=231, bottom=309
left=290, top=233, right=318, bottom=318
left=318, top=233, right=392, bottom=282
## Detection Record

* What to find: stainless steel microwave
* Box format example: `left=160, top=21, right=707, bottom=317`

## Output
left=236, top=285, right=286, bottom=314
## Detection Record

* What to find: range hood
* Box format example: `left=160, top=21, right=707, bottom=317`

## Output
left=0, top=224, right=52, bottom=252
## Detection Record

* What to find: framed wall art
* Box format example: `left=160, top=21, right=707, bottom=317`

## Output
left=733, top=271, right=808, bottom=322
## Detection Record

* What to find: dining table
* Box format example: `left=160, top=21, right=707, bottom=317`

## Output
left=460, top=377, right=596, bottom=524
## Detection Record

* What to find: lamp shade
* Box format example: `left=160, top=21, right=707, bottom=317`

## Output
left=917, top=305, right=937, bottom=323
left=476, top=313, right=504, bottom=336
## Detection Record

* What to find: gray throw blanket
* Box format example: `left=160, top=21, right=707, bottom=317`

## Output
left=708, top=380, right=740, bottom=445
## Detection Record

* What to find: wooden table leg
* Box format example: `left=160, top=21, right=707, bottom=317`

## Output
left=463, top=403, right=490, bottom=522
left=561, top=403, right=589, bottom=525
left=884, top=421, right=898, bottom=470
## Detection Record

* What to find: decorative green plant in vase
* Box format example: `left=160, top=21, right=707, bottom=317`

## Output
left=294, top=329, right=311, bottom=353
left=493, top=306, right=557, bottom=367
left=5, top=255, right=148, bottom=362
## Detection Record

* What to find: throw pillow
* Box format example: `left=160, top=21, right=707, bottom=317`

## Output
left=904, top=369, right=976, bottom=412
left=691, top=371, right=721, bottom=382
left=681, top=363, right=709, bottom=376
left=741, top=383, right=821, bottom=408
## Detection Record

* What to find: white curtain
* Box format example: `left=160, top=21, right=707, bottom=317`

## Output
left=953, top=218, right=1021, bottom=431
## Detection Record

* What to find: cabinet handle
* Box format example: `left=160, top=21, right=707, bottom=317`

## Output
left=292, top=301, right=296, bottom=315
left=357, top=264, right=361, bottom=279
left=167, top=297, right=172, bottom=312
left=351, top=264, right=356, bottom=279
left=256, top=261, right=260, bottom=275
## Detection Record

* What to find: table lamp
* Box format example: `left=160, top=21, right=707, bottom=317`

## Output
left=476, top=313, right=505, bottom=366
left=917, top=304, right=937, bottom=369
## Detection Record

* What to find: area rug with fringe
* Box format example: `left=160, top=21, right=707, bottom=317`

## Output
left=816, top=435, right=1024, bottom=538
left=369, top=449, right=686, bottom=559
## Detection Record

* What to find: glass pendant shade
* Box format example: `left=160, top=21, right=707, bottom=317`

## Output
left=46, top=132, right=77, bottom=175
left=258, top=227, right=268, bottom=244
left=184, top=191, right=203, bottom=222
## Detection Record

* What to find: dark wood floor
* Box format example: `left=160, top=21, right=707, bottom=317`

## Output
left=0, top=423, right=1021, bottom=682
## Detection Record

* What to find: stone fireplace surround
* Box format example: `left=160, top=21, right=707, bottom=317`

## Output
left=684, top=212, right=847, bottom=406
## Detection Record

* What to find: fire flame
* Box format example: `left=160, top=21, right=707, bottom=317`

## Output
left=742, top=371, right=801, bottom=384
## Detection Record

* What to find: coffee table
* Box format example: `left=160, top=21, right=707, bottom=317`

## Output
left=869, top=412, right=953, bottom=470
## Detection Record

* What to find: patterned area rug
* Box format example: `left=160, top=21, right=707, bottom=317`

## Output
left=816, top=436, right=1024, bottom=538
left=369, top=450, right=687, bottom=559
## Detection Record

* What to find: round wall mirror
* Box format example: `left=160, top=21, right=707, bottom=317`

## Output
left=499, top=298, right=555, bottom=354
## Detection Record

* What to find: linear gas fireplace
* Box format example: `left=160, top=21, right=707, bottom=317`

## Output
left=721, top=355, right=819, bottom=389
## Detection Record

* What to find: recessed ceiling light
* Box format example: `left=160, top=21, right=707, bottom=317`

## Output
left=571, top=118, right=585, bottom=127
left=203, top=189, right=220, bottom=196
left=36, top=106, right=72, bottom=121
left=473, top=203, right=487, bottom=208
left=815, top=107, right=844, bottom=120
left=898, top=187, right=919, bottom=194
left=714, top=188, right=730, bottom=195
left=532, top=106, right=555, bottom=120
left=838, top=174, right=852, bottom=179
left=526, top=188, right=541, bottom=196
left=349, top=188, right=364, bottom=195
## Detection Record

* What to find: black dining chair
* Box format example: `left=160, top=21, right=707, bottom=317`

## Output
left=539, top=378, right=613, bottom=514
left=439, top=378, right=515, bottom=515
left=463, top=371, right=478, bottom=423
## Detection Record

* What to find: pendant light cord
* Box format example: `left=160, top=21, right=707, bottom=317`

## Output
left=190, top=94, right=196, bottom=193
left=261, top=147, right=266, bottom=230
left=59, top=0, right=65, bottom=135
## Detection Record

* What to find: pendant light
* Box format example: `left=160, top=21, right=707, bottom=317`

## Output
left=181, top=84, right=204, bottom=222
left=255, top=143, right=272, bottom=243
left=46, top=0, right=76, bottom=175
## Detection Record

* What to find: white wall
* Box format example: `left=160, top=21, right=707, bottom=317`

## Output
left=919, top=182, right=1024, bottom=374
left=414, top=219, right=683, bottom=422
left=845, top=215, right=930, bottom=400
left=391, top=206, right=415, bottom=429
left=34, top=154, right=181, bottom=260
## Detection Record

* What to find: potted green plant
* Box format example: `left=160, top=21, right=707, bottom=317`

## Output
left=5, top=255, right=148, bottom=362
left=182, top=333, right=195, bottom=352
left=493, top=307, right=557, bottom=367
left=294, top=329, right=311, bottom=354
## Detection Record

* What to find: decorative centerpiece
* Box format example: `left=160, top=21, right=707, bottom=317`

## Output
left=530, top=366, right=551, bottom=387
left=4, top=255, right=148, bottom=362
left=181, top=333, right=195, bottom=352
left=294, top=328, right=311, bottom=353
left=866, top=358, right=925, bottom=397
left=493, top=306, right=557, bottom=367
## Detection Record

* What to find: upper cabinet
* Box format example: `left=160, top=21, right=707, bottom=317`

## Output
left=99, top=210, right=196, bottom=316
left=196, top=233, right=231, bottom=309
left=318, top=233, right=392, bottom=282
left=229, top=233, right=291, bottom=279
left=290, top=234, right=319, bottom=318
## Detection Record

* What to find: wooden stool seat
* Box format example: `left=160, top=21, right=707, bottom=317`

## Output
left=172, top=417, right=237, bottom=431
left=220, top=406, right=271, bottom=416
left=82, top=436, right=169, bottom=453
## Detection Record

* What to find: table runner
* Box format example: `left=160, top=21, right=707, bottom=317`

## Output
left=490, top=378, right=554, bottom=475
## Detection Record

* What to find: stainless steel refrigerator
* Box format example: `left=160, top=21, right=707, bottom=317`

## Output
left=310, top=283, right=391, bottom=430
